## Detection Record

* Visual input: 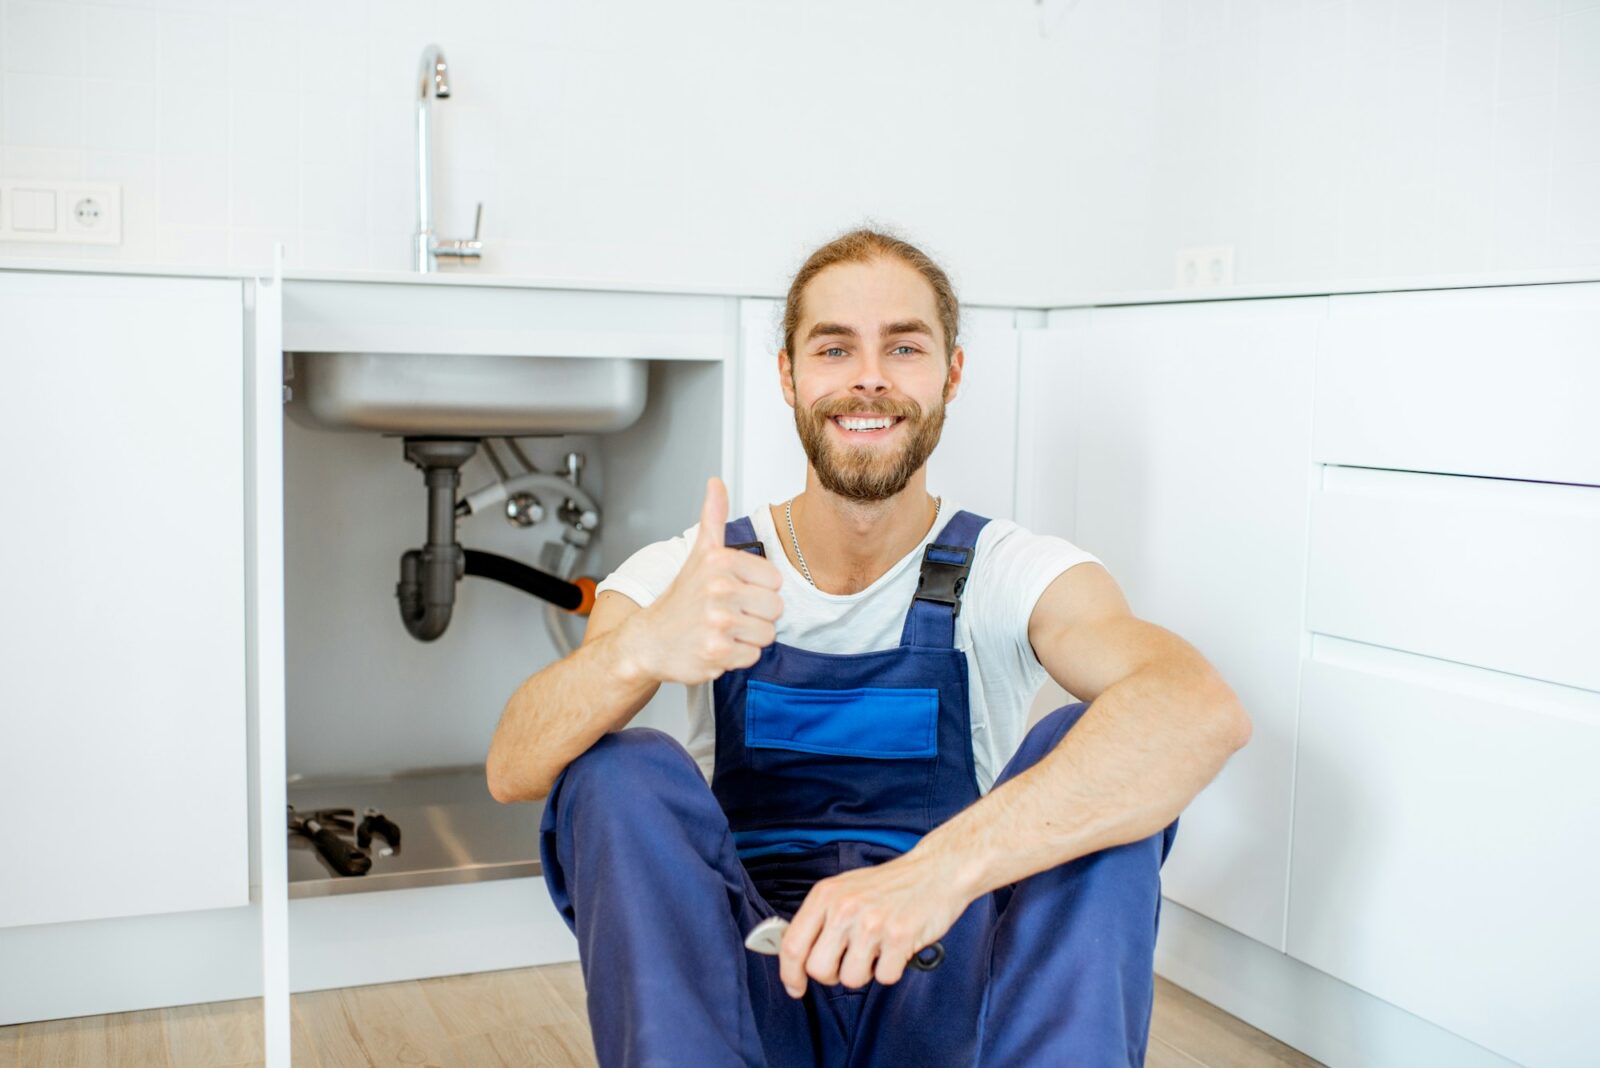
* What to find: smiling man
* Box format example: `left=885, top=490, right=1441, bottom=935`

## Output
left=486, top=228, right=1252, bottom=1067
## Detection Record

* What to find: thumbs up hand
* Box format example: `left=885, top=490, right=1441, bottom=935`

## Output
left=631, top=477, right=785, bottom=686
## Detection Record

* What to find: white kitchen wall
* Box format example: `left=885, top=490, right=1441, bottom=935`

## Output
left=1042, top=0, right=1600, bottom=293
left=0, top=0, right=1061, bottom=303
left=0, top=0, right=1596, bottom=301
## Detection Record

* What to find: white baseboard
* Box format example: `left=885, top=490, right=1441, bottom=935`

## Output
left=1155, top=898, right=1519, bottom=1068
left=288, top=877, right=577, bottom=993
left=0, top=904, right=262, bottom=1025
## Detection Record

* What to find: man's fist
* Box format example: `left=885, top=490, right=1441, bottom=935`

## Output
left=632, top=477, right=784, bottom=686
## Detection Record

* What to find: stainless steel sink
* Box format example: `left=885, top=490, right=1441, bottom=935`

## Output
left=285, top=351, right=648, bottom=436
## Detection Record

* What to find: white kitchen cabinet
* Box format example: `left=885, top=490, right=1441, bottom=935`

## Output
left=1059, top=297, right=1324, bottom=950
left=1314, top=282, right=1600, bottom=486
left=1307, top=466, right=1600, bottom=692
left=0, top=271, right=250, bottom=929
left=1013, top=313, right=1090, bottom=540
left=1288, top=636, right=1600, bottom=1068
left=732, top=298, right=1020, bottom=522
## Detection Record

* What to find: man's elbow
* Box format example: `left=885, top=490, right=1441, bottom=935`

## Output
left=1214, top=692, right=1252, bottom=752
left=485, top=754, right=553, bottom=805
left=1191, top=669, right=1251, bottom=753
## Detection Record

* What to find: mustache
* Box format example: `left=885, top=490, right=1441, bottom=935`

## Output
left=811, top=398, right=922, bottom=420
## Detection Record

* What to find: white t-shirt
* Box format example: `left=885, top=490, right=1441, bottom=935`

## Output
left=594, top=501, right=1101, bottom=793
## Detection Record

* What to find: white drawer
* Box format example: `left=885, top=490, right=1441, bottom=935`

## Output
left=1288, top=636, right=1600, bottom=1068
left=1307, top=465, right=1600, bottom=693
left=1314, top=283, right=1600, bottom=486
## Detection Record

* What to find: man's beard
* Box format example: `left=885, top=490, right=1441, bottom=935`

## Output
left=793, top=379, right=949, bottom=502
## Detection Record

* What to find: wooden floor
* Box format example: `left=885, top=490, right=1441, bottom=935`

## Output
left=0, top=963, right=1322, bottom=1066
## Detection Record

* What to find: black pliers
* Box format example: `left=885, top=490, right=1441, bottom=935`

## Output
left=357, top=807, right=402, bottom=854
left=287, top=805, right=371, bottom=877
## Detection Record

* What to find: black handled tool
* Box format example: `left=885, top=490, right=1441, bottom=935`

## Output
left=357, top=807, right=402, bottom=854
left=287, top=805, right=371, bottom=877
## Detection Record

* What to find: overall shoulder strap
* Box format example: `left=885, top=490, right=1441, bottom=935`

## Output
left=900, top=509, right=990, bottom=649
left=723, top=515, right=766, bottom=556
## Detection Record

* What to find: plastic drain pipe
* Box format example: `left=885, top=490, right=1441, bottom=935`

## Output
left=395, top=438, right=593, bottom=643
left=396, top=438, right=478, bottom=642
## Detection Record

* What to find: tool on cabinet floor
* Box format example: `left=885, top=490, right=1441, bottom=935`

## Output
left=357, top=807, right=402, bottom=856
left=287, top=805, right=377, bottom=877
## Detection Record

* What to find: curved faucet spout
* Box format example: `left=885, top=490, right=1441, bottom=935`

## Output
left=414, top=44, right=481, bottom=272
left=418, top=44, right=450, bottom=99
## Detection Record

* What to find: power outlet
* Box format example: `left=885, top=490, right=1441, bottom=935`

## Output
left=0, top=181, right=121, bottom=245
left=1175, top=245, right=1235, bottom=289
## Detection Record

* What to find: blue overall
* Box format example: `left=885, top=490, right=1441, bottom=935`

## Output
left=539, top=509, right=1179, bottom=1067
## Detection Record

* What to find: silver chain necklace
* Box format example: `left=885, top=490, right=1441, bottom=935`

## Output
left=785, top=495, right=942, bottom=588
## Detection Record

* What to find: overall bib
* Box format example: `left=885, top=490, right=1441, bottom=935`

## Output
left=539, top=508, right=1178, bottom=1067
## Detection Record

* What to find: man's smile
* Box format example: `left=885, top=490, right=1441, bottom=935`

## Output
left=829, top=414, right=905, bottom=440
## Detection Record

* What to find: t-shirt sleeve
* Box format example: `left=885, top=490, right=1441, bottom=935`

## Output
left=973, top=520, right=1102, bottom=676
left=592, top=521, right=699, bottom=609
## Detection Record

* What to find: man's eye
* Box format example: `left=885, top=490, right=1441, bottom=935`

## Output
left=892, top=345, right=918, bottom=355
left=823, top=347, right=848, bottom=357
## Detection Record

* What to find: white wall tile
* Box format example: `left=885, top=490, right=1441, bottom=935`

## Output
left=82, top=5, right=158, bottom=82
left=230, top=154, right=295, bottom=230
left=1496, top=13, right=1560, bottom=98
left=1, top=144, right=82, bottom=178
left=3, top=1, right=83, bottom=76
left=157, top=148, right=225, bottom=226
left=155, top=222, right=226, bottom=264
left=157, top=10, right=227, bottom=88
left=299, top=159, right=363, bottom=233
left=156, top=78, right=225, bottom=152
left=3, top=72, right=80, bottom=147
left=1559, top=5, right=1600, bottom=90
left=83, top=78, right=155, bottom=152
left=229, top=88, right=295, bottom=161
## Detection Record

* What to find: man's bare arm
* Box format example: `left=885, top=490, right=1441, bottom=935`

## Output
left=485, top=590, right=657, bottom=803
left=909, top=561, right=1252, bottom=901
left=486, top=476, right=783, bottom=804
left=777, top=561, right=1252, bottom=994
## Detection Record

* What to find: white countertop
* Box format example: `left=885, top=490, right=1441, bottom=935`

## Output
left=2, top=254, right=1597, bottom=309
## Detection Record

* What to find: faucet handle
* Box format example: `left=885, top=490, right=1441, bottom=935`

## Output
left=432, top=203, right=484, bottom=262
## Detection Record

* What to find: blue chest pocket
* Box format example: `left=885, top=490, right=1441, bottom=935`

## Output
left=745, top=679, right=939, bottom=760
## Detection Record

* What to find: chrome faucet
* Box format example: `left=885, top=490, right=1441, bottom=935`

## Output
left=415, top=44, right=483, bottom=272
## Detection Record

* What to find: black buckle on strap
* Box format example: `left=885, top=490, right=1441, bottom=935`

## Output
left=914, top=542, right=973, bottom=618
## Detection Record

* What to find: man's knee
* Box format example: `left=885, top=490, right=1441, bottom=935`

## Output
left=996, top=701, right=1092, bottom=785
left=555, top=727, right=701, bottom=803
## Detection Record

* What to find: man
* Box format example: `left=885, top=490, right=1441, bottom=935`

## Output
left=486, top=228, right=1251, bottom=1067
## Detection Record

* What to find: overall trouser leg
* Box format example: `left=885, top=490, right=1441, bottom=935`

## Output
left=840, top=701, right=1178, bottom=1068
left=974, top=701, right=1180, bottom=1068
left=539, top=728, right=838, bottom=1068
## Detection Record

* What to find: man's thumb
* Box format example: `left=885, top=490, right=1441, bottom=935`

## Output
left=695, top=476, right=728, bottom=552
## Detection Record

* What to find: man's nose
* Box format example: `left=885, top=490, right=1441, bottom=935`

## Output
left=850, top=350, right=891, bottom=394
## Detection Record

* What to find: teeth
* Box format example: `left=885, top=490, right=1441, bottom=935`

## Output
left=837, top=416, right=896, bottom=431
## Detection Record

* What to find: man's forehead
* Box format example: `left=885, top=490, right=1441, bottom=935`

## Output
left=797, top=260, right=941, bottom=344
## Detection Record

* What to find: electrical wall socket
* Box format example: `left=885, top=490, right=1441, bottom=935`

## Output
left=0, top=181, right=122, bottom=245
left=1175, top=245, right=1234, bottom=289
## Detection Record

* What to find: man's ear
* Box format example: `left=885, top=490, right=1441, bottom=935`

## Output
left=778, top=348, right=796, bottom=409
left=943, top=345, right=965, bottom=404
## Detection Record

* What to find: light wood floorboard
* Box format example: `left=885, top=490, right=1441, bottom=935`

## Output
left=2, top=963, right=1319, bottom=1066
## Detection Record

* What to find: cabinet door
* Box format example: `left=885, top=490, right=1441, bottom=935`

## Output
left=1069, top=297, right=1324, bottom=950
left=733, top=299, right=1019, bottom=521
left=0, top=271, right=248, bottom=928
left=1014, top=313, right=1090, bottom=541
left=1315, top=282, right=1600, bottom=485
left=1289, top=637, right=1600, bottom=1068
